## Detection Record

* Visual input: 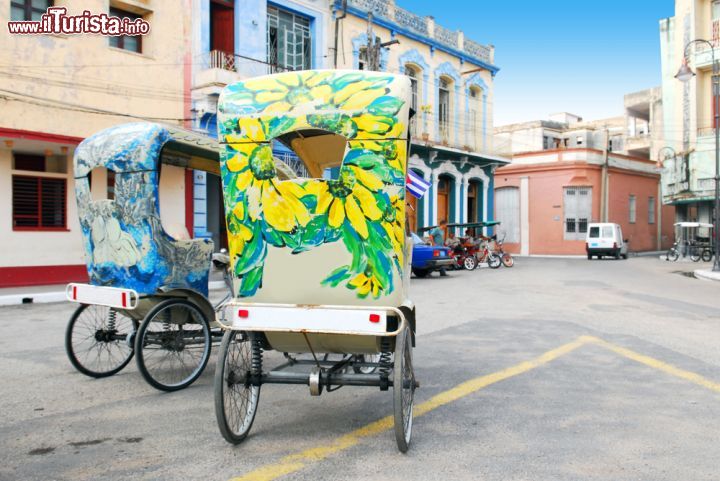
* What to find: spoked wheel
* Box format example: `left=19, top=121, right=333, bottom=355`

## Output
left=394, top=325, right=415, bottom=453
left=501, top=253, right=514, bottom=267
left=666, top=248, right=679, bottom=261
left=702, top=249, right=713, bottom=262
left=488, top=254, right=502, bottom=269
left=462, top=255, right=477, bottom=271
left=135, top=299, right=211, bottom=392
left=65, top=304, right=138, bottom=378
left=214, top=330, right=260, bottom=444
left=690, top=248, right=701, bottom=262
left=353, top=353, right=380, bottom=374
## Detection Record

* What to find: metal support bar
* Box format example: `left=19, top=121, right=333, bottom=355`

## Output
left=260, top=371, right=389, bottom=388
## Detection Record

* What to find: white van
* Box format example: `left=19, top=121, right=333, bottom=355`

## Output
left=585, top=223, right=628, bottom=260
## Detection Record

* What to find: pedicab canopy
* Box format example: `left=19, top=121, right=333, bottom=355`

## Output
left=217, top=70, right=412, bottom=306
left=73, top=122, right=218, bottom=296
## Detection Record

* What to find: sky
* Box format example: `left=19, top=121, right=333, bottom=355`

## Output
left=397, top=0, right=676, bottom=126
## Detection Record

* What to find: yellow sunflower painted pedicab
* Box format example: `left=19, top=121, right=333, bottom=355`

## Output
left=214, top=70, right=417, bottom=452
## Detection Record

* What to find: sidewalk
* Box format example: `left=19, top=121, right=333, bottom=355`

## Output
left=0, top=272, right=229, bottom=306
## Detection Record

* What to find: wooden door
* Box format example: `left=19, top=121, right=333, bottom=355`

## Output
left=437, top=177, right=449, bottom=225
left=211, top=1, right=234, bottom=54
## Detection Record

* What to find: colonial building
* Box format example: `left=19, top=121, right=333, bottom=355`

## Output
left=0, top=0, right=191, bottom=287
left=494, top=98, right=674, bottom=256
left=659, top=0, right=718, bottom=234
left=333, top=0, right=507, bottom=234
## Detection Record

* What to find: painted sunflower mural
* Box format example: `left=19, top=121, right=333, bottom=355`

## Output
left=217, top=70, right=411, bottom=304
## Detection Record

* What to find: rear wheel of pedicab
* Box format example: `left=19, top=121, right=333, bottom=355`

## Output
left=702, top=248, right=713, bottom=262
left=215, top=330, right=260, bottom=444
left=488, top=253, right=502, bottom=269
left=666, top=248, right=679, bottom=262
left=394, top=325, right=415, bottom=453
left=135, top=298, right=212, bottom=392
left=462, top=255, right=477, bottom=271
left=690, top=247, right=701, bottom=262
left=501, top=253, right=514, bottom=267
left=66, top=304, right=138, bottom=378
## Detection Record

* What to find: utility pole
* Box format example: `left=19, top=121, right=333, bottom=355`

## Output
left=600, top=128, right=610, bottom=222
left=363, top=12, right=399, bottom=71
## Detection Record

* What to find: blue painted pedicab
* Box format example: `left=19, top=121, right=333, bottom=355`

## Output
left=64, top=122, right=225, bottom=391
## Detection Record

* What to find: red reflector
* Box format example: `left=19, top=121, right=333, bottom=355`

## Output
left=72, top=286, right=77, bottom=300
left=121, top=292, right=127, bottom=308
left=369, top=313, right=381, bottom=323
left=238, top=309, right=249, bottom=318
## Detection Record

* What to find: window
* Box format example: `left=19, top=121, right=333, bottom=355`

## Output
left=564, top=186, right=592, bottom=240
left=405, top=65, right=420, bottom=136
left=438, top=77, right=451, bottom=142
left=589, top=226, right=600, bottom=238
left=12, top=176, right=66, bottom=230
left=576, top=136, right=584, bottom=146
left=629, top=195, right=637, bottom=223
left=714, top=0, right=720, bottom=19
left=495, top=187, right=520, bottom=243
left=108, top=7, right=143, bottom=53
left=467, top=87, right=481, bottom=149
left=11, top=0, right=51, bottom=21
left=358, top=47, right=368, bottom=70
left=267, top=5, right=311, bottom=71
left=648, top=196, right=655, bottom=224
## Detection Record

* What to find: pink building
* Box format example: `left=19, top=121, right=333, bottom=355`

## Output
left=493, top=148, right=674, bottom=256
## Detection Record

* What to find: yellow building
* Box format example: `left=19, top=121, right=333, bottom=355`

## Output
left=0, top=0, right=190, bottom=286
left=334, top=0, right=507, bottom=234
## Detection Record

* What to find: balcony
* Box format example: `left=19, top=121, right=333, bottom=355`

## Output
left=344, top=0, right=493, bottom=65
left=193, top=50, right=292, bottom=95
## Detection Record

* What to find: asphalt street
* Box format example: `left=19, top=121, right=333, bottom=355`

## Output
left=1, top=256, right=719, bottom=481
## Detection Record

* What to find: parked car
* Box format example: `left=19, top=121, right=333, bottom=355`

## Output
left=585, top=223, right=628, bottom=260
left=410, top=233, right=453, bottom=277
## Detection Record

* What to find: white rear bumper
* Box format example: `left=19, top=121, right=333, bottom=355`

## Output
left=66, top=283, right=139, bottom=310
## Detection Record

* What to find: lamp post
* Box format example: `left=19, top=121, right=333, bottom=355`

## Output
left=676, top=39, right=720, bottom=271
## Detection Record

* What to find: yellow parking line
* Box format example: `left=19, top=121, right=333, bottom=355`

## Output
left=229, top=336, right=591, bottom=481
left=586, top=336, right=720, bottom=394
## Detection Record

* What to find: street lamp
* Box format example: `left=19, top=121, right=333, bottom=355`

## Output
left=676, top=39, right=720, bottom=272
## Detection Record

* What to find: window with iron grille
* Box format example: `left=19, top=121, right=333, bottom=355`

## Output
left=11, top=0, right=52, bottom=21
left=12, top=175, right=66, bottom=230
left=564, top=186, right=592, bottom=240
left=267, top=5, right=311, bottom=71
left=108, top=7, right=143, bottom=53
left=405, top=65, right=420, bottom=136
left=438, top=77, right=451, bottom=142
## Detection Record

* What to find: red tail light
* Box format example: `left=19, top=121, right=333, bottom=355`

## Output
left=238, top=309, right=249, bottom=318
left=433, top=250, right=440, bottom=257
left=369, top=314, right=380, bottom=323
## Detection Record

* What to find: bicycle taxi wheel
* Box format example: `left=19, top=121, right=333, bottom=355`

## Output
left=214, top=330, right=260, bottom=443
left=394, top=325, right=415, bottom=452
left=65, top=304, right=138, bottom=378
left=135, top=298, right=212, bottom=392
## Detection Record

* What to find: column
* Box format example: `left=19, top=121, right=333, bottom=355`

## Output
left=520, top=176, right=530, bottom=256
left=430, top=170, right=439, bottom=225
left=461, top=176, right=469, bottom=224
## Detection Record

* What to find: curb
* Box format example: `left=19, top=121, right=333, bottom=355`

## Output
left=0, top=280, right=229, bottom=307
left=694, top=269, right=720, bottom=282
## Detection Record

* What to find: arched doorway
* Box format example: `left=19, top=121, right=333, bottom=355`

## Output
left=467, top=179, right=483, bottom=224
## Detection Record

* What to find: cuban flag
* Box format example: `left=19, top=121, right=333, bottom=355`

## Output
left=406, top=170, right=430, bottom=198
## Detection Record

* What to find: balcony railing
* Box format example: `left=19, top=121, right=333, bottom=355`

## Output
left=205, top=50, right=293, bottom=75
left=344, top=0, right=492, bottom=64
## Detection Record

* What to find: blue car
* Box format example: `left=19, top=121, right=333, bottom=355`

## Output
left=410, top=233, right=454, bottom=278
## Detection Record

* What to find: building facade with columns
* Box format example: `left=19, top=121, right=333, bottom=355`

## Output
left=333, top=0, right=508, bottom=234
